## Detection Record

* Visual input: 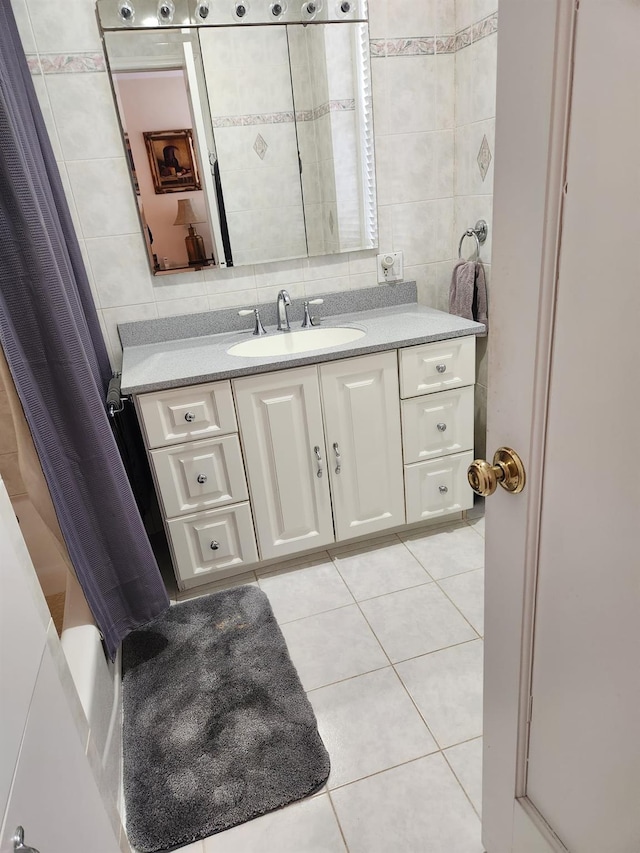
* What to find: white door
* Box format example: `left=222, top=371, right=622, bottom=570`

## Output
left=320, top=351, right=405, bottom=541
left=483, top=2, right=640, bottom=852
left=233, top=366, right=334, bottom=560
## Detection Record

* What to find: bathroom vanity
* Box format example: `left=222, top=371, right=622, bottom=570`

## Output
left=119, top=286, right=484, bottom=590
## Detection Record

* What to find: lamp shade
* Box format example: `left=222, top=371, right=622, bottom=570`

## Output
left=173, top=198, right=203, bottom=226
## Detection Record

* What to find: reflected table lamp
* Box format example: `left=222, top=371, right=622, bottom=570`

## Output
left=173, top=199, right=209, bottom=266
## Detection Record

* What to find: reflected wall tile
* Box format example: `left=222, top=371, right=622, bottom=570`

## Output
left=85, top=233, right=155, bottom=309
left=45, top=73, right=123, bottom=161
left=27, top=0, right=102, bottom=53
left=66, top=158, right=140, bottom=239
left=55, top=162, right=82, bottom=241
left=367, top=0, right=387, bottom=40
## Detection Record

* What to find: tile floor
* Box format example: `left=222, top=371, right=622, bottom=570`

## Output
left=157, top=517, right=486, bottom=853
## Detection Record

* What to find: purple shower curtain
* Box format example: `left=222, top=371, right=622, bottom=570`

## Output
left=0, top=4, right=168, bottom=658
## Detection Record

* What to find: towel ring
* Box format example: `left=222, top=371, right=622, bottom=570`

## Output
left=458, top=219, right=488, bottom=260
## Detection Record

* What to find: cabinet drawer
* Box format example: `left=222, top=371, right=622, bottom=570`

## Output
left=402, top=386, right=474, bottom=464
left=399, top=336, right=475, bottom=398
left=151, top=435, right=248, bottom=518
left=405, top=450, right=474, bottom=523
left=138, top=381, right=236, bottom=448
left=167, top=502, right=258, bottom=583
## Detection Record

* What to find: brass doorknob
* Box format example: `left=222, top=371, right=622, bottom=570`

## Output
left=467, top=447, right=526, bottom=497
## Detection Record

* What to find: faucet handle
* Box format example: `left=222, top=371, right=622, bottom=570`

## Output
left=238, top=307, right=267, bottom=336
left=302, top=298, right=324, bottom=328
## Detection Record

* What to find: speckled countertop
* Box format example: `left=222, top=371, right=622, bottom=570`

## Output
left=119, top=283, right=485, bottom=395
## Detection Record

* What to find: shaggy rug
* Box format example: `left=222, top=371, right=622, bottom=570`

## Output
left=122, top=586, right=330, bottom=852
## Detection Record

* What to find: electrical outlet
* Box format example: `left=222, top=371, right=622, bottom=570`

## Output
left=377, top=251, right=403, bottom=284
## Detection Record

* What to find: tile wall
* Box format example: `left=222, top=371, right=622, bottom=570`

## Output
left=11, top=0, right=497, bottom=377
left=454, top=0, right=497, bottom=457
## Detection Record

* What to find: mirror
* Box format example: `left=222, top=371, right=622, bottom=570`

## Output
left=102, top=21, right=377, bottom=274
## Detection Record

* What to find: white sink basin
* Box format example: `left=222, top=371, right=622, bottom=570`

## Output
left=228, top=327, right=366, bottom=358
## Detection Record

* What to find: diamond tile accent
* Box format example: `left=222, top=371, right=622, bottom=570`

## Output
left=253, top=133, right=268, bottom=160
left=477, top=134, right=492, bottom=182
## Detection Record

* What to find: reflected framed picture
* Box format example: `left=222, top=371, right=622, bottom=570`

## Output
left=143, top=129, right=201, bottom=194
left=123, top=133, right=139, bottom=195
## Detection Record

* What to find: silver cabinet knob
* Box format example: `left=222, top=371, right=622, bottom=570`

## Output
left=436, top=364, right=447, bottom=374
left=196, top=474, right=208, bottom=484
left=314, top=445, right=323, bottom=478
left=184, top=411, right=196, bottom=423
left=439, top=485, right=449, bottom=494
left=12, top=827, right=40, bottom=853
left=210, top=540, right=220, bottom=550
left=437, top=423, right=447, bottom=432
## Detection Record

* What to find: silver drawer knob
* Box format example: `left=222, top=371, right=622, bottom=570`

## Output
left=439, top=485, right=449, bottom=494
left=437, top=422, right=447, bottom=432
left=196, top=474, right=208, bottom=484
left=12, top=827, right=40, bottom=853
left=184, top=411, right=196, bottom=423
left=436, top=364, right=447, bottom=374
left=210, top=540, right=220, bottom=550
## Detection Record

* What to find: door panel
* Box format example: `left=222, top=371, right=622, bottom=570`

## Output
left=524, top=2, right=640, bottom=850
left=320, top=352, right=405, bottom=541
left=233, top=366, right=334, bottom=559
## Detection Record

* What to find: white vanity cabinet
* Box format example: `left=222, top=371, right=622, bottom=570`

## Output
left=137, top=380, right=259, bottom=588
left=233, top=351, right=405, bottom=561
left=399, top=337, right=476, bottom=522
left=135, top=336, right=477, bottom=587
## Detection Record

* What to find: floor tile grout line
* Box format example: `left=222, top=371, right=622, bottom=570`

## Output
left=303, top=662, right=392, bottom=695
left=350, top=598, right=446, bottom=749
left=276, top=600, right=362, bottom=628
left=325, top=789, right=351, bottom=853
left=391, top=635, right=481, bottom=668
left=432, top=572, right=483, bottom=639
left=441, top=747, right=482, bottom=820
left=326, top=747, right=444, bottom=794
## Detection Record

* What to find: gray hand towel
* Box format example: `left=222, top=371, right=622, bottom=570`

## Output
left=449, top=260, right=488, bottom=333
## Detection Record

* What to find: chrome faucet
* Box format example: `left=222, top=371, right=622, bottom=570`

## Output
left=276, top=289, right=291, bottom=331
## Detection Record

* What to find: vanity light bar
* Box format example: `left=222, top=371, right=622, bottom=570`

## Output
left=97, top=0, right=367, bottom=29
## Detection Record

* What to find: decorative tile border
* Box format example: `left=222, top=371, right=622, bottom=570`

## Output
left=25, top=11, right=498, bottom=75
left=212, top=99, right=355, bottom=128
left=27, top=52, right=106, bottom=74
left=370, top=10, right=498, bottom=59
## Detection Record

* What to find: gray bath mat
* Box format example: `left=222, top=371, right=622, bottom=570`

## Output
left=122, top=586, right=330, bottom=852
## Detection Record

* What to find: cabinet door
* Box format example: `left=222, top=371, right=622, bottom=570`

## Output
left=233, top=366, right=334, bottom=560
left=320, top=352, right=405, bottom=542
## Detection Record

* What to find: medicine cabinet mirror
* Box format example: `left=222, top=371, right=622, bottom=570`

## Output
left=100, top=5, right=377, bottom=275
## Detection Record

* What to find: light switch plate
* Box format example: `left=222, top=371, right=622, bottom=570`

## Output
left=377, top=251, right=404, bottom=284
